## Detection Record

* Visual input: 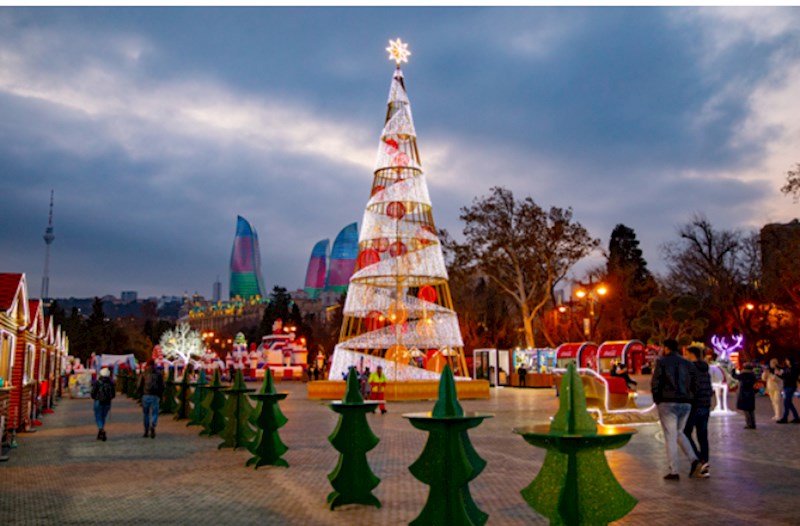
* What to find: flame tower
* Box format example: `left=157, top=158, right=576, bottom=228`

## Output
left=229, top=215, right=266, bottom=300
left=329, top=40, right=467, bottom=381
left=41, top=190, right=55, bottom=300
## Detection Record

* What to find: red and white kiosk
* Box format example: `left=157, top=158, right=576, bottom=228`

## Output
left=555, top=342, right=598, bottom=370
left=595, top=340, right=646, bottom=374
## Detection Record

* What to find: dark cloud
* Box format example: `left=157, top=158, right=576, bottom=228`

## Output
left=1, top=7, right=798, bottom=299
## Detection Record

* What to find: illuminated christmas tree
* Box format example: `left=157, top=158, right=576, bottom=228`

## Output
left=330, top=39, right=467, bottom=382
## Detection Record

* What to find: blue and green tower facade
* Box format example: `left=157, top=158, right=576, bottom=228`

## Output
left=304, top=222, right=358, bottom=300
left=229, top=215, right=266, bottom=300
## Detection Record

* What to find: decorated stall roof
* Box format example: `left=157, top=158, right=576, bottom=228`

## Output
left=555, top=342, right=598, bottom=360
left=597, top=340, right=645, bottom=361
left=0, top=273, right=28, bottom=326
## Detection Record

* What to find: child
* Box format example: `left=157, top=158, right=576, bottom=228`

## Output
left=734, top=363, right=757, bottom=429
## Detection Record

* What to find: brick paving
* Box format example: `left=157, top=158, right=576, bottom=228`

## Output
left=2, top=380, right=799, bottom=525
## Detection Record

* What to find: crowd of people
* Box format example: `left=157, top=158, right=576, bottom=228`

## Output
left=652, top=340, right=799, bottom=481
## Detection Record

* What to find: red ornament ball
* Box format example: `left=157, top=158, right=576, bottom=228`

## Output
left=389, top=241, right=408, bottom=257
left=386, top=201, right=406, bottom=220
left=357, top=249, right=380, bottom=270
left=374, top=237, right=390, bottom=253
left=418, top=285, right=437, bottom=303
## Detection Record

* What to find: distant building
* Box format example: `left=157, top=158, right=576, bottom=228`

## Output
left=303, top=223, right=358, bottom=299
left=212, top=277, right=222, bottom=302
left=121, top=291, right=138, bottom=303
left=229, top=215, right=266, bottom=300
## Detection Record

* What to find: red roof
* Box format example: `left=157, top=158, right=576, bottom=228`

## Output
left=27, top=299, right=42, bottom=332
left=597, top=341, right=646, bottom=358
left=0, top=273, right=25, bottom=311
left=556, top=342, right=598, bottom=359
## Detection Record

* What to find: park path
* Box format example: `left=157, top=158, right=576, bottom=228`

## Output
left=1, top=381, right=798, bottom=525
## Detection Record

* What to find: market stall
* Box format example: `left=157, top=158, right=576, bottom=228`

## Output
left=555, top=342, right=598, bottom=370
left=595, top=340, right=646, bottom=374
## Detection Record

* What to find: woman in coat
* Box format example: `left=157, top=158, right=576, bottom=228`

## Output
left=762, top=358, right=783, bottom=420
left=734, top=363, right=757, bottom=429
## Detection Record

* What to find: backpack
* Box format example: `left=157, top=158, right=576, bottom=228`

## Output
left=95, top=379, right=115, bottom=404
left=144, top=370, right=164, bottom=396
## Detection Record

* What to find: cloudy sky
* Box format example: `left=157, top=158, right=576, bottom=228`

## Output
left=2, top=7, right=799, bottom=300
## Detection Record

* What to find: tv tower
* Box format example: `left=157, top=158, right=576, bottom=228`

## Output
left=41, top=190, right=55, bottom=300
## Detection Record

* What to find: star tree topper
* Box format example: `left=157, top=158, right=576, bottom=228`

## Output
left=386, top=38, right=411, bottom=65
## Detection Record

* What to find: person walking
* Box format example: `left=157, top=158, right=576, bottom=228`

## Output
left=762, top=358, right=783, bottom=421
left=683, top=347, right=711, bottom=477
left=651, top=339, right=703, bottom=480
left=138, top=359, right=164, bottom=438
left=733, top=363, right=757, bottom=429
left=368, top=365, right=387, bottom=414
left=90, top=367, right=115, bottom=441
left=777, top=356, right=800, bottom=424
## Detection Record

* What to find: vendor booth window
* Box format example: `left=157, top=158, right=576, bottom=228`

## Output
left=24, top=343, right=35, bottom=384
left=0, top=332, right=14, bottom=386
left=39, top=349, right=46, bottom=381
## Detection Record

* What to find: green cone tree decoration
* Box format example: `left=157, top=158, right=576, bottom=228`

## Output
left=127, top=369, right=139, bottom=400
left=404, top=364, right=493, bottom=526
left=199, top=368, right=227, bottom=437
left=218, top=369, right=255, bottom=449
left=186, top=368, right=209, bottom=427
left=160, top=367, right=179, bottom=414
left=514, top=362, right=638, bottom=525
left=327, top=367, right=381, bottom=510
left=117, top=369, right=129, bottom=395
left=246, top=368, right=289, bottom=468
left=173, top=366, right=192, bottom=420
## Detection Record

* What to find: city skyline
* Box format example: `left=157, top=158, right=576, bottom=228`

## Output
left=2, top=7, right=799, bottom=299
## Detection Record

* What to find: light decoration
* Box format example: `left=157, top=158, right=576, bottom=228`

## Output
left=708, top=334, right=741, bottom=416
left=710, top=334, right=744, bottom=362
left=159, top=323, right=204, bottom=371
left=386, top=38, right=411, bottom=65
left=330, top=40, right=468, bottom=382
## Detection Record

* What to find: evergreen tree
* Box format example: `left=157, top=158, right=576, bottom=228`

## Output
left=327, top=367, right=381, bottom=510
left=218, top=370, right=255, bottom=449
left=199, top=369, right=227, bottom=437
left=602, top=224, right=658, bottom=340
left=246, top=368, right=289, bottom=468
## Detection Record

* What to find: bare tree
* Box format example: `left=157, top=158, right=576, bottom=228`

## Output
left=662, top=214, right=760, bottom=357
left=444, top=187, right=599, bottom=348
left=780, top=163, right=800, bottom=201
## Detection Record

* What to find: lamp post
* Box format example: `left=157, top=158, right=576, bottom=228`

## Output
left=574, top=280, right=608, bottom=340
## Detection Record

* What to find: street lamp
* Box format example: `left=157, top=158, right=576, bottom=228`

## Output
left=574, top=280, right=608, bottom=340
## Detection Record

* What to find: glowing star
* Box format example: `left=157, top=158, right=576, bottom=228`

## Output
left=386, top=38, right=411, bottom=65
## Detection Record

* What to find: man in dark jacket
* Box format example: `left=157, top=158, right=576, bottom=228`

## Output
left=652, top=339, right=702, bottom=480
left=90, top=367, right=115, bottom=442
left=777, top=356, right=800, bottom=424
left=137, top=360, right=164, bottom=438
left=683, top=347, right=712, bottom=477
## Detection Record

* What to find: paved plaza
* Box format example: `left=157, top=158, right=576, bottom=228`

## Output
left=2, top=380, right=799, bottom=525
